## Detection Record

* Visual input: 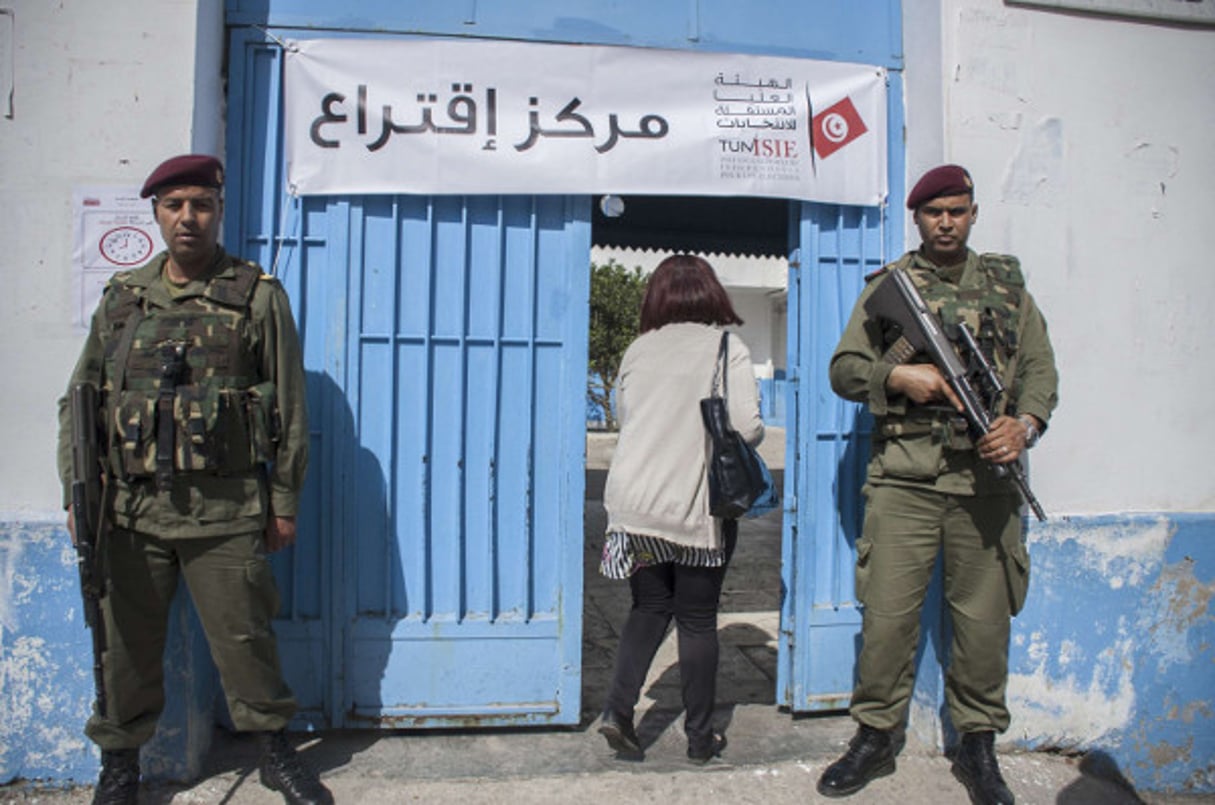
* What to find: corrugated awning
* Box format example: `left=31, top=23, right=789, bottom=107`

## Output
left=592, top=195, right=789, bottom=259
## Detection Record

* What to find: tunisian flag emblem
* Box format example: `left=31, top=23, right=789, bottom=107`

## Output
left=811, top=96, right=868, bottom=159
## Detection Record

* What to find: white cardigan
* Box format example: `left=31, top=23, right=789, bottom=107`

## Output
left=604, top=322, right=765, bottom=550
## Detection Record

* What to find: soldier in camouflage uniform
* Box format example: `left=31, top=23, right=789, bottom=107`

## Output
left=57, top=155, right=331, bottom=805
left=816, top=165, right=1059, bottom=805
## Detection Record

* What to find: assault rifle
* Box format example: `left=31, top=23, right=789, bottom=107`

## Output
left=70, top=383, right=108, bottom=715
left=864, top=268, right=1047, bottom=521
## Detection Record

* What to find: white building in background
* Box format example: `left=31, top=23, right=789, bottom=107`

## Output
left=591, top=245, right=788, bottom=383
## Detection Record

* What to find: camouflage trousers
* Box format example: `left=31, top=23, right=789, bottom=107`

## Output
left=85, top=527, right=297, bottom=750
left=849, top=485, right=1028, bottom=734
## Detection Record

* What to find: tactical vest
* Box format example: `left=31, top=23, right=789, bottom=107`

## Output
left=908, top=253, right=1025, bottom=413
left=873, top=252, right=1025, bottom=446
left=101, top=261, right=279, bottom=485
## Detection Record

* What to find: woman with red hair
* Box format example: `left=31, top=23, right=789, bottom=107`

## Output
left=597, top=253, right=764, bottom=764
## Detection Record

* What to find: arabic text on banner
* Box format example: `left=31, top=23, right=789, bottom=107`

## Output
left=285, top=39, right=887, bottom=206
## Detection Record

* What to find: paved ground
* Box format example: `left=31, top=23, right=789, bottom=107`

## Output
left=4, top=429, right=1210, bottom=803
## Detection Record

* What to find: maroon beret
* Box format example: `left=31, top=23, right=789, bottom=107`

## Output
left=906, top=164, right=974, bottom=210
left=140, top=154, right=224, bottom=198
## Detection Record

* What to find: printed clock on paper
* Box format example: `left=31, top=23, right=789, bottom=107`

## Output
left=99, top=226, right=154, bottom=267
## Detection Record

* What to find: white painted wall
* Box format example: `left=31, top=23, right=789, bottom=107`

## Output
left=906, top=1, right=1215, bottom=513
left=6, top=0, right=1211, bottom=518
left=0, top=0, right=221, bottom=518
left=730, top=288, right=785, bottom=379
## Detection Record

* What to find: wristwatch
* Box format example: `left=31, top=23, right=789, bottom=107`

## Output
left=1018, top=414, right=1040, bottom=448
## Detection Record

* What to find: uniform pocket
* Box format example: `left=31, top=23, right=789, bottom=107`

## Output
left=173, top=384, right=264, bottom=475
left=243, top=381, right=280, bottom=465
left=1006, top=541, right=1031, bottom=616
left=113, top=391, right=156, bottom=478
left=174, top=384, right=223, bottom=472
left=854, top=537, right=874, bottom=603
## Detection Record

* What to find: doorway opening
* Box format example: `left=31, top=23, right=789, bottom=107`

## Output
left=580, top=193, right=790, bottom=733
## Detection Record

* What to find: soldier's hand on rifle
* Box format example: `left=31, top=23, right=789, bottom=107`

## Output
left=66, top=508, right=79, bottom=547
left=265, top=515, right=298, bottom=553
left=887, top=364, right=964, bottom=412
left=977, top=415, right=1027, bottom=464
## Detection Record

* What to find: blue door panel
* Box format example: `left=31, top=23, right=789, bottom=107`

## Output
left=226, top=1, right=903, bottom=69
left=352, top=627, right=563, bottom=717
left=779, top=203, right=886, bottom=712
left=344, top=193, right=589, bottom=725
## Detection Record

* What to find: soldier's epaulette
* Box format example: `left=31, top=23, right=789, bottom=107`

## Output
left=234, top=257, right=277, bottom=284
left=101, top=271, right=139, bottom=304
left=864, top=264, right=894, bottom=283
left=979, top=253, right=1025, bottom=287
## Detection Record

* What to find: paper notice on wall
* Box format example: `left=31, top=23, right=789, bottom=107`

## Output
left=71, top=186, right=165, bottom=332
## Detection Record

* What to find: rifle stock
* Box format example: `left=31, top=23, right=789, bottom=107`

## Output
left=864, top=269, right=1047, bottom=521
left=69, top=383, right=108, bottom=716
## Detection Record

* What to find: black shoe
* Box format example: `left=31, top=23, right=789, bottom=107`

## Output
left=92, top=748, right=140, bottom=805
left=687, top=733, right=727, bottom=765
left=598, top=710, right=642, bottom=756
left=816, top=724, right=896, bottom=798
left=257, top=730, right=334, bottom=805
left=952, top=731, right=1015, bottom=805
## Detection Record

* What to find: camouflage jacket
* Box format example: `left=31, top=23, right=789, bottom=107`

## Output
left=828, top=249, right=1059, bottom=496
left=57, top=249, right=309, bottom=538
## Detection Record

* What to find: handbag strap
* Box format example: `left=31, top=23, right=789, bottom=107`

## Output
left=710, top=331, right=729, bottom=402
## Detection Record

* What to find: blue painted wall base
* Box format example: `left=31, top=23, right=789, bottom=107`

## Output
left=3, top=512, right=1212, bottom=791
left=0, top=521, right=219, bottom=785
left=901, top=512, right=1215, bottom=793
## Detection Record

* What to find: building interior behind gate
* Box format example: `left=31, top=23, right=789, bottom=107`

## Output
left=581, top=194, right=790, bottom=729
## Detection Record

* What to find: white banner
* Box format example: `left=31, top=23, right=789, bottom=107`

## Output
left=285, top=39, right=887, bottom=206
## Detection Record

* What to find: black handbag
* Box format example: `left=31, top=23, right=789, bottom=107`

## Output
left=700, top=332, right=767, bottom=519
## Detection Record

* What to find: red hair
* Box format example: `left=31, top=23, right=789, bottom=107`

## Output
left=639, top=254, right=743, bottom=333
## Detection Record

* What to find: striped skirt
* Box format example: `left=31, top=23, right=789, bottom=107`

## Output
left=599, top=530, right=728, bottom=580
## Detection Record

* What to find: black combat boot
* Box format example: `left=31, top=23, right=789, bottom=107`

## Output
left=816, top=724, right=896, bottom=797
left=952, top=731, right=1015, bottom=804
left=91, top=748, right=140, bottom=805
left=257, top=730, right=334, bottom=805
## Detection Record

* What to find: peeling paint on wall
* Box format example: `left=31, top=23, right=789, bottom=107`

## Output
left=1030, top=516, right=1170, bottom=589
left=1006, top=519, right=1176, bottom=752
left=1, top=528, right=28, bottom=633
left=1004, top=515, right=1215, bottom=792
left=1123, top=141, right=1179, bottom=220
left=1138, top=556, right=1214, bottom=673
left=1008, top=628, right=1137, bottom=747
left=1, top=632, right=90, bottom=771
left=955, top=7, right=1032, bottom=97
left=1001, top=117, right=1065, bottom=206
left=0, top=523, right=98, bottom=783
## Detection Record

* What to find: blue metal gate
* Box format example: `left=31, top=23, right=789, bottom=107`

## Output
left=227, top=31, right=589, bottom=728
left=778, top=203, right=887, bottom=711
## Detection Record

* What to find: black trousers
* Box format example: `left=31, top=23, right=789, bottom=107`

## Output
left=605, top=521, right=737, bottom=748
